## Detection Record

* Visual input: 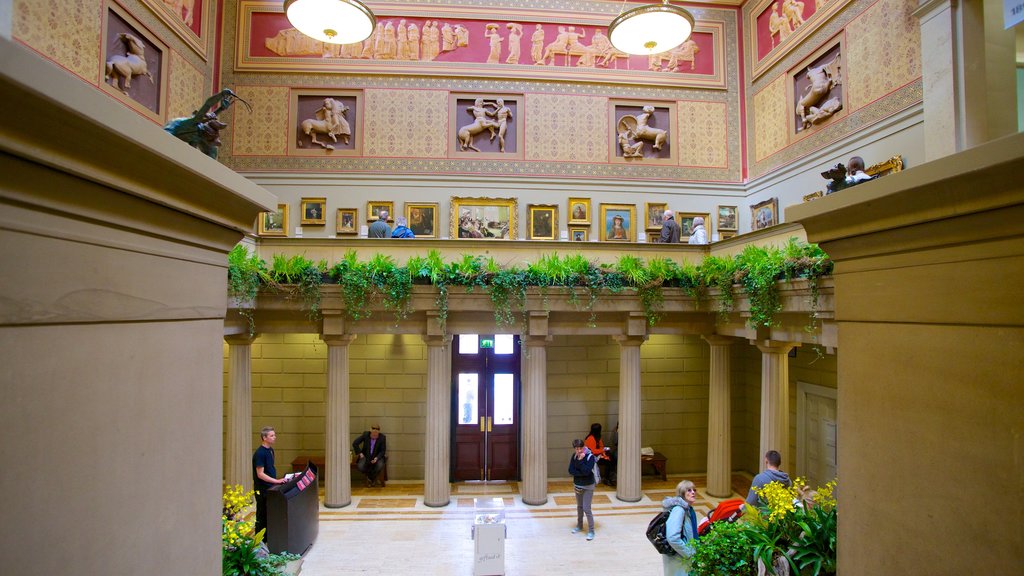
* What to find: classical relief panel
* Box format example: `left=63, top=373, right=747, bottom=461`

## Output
left=13, top=0, right=101, bottom=82
left=140, top=0, right=210, bottom=58
left=230, top=85, right=289, bottom=156
left=754, top=75, right=789, bottom=162
left=449, top=94, right=524, bottom=160
left=167, top=50, right=207, bottom=121
left=677, top=101, right=729, bottom=168
left=749, top=0, right=851, bottom=79
left=610, top=101, right=677, bottom=165
left=525, top=94, right=608, bottom=163
left=363, top=89, right=447, bottom=158
left=845, top=0, right=921, bottom=111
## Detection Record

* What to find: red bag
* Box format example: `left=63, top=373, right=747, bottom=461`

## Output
left=697, top=498, right=745, bottom=536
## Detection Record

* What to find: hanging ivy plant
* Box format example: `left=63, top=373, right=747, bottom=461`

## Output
left=270, top=253, right=325, bottom=321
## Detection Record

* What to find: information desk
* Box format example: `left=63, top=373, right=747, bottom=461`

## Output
left=267, top=462, right=319, bottom=555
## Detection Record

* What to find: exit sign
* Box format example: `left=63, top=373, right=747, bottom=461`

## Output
left=480, top=338, right=494, bottom=349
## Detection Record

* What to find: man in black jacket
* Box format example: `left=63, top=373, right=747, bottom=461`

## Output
left=352, top=425, right=387, bottom=487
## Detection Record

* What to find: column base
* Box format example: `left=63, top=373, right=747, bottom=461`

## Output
left=522, top=497, right=548, bottom=506
left=324, top=500, right=351, bottom=509
left=614, top=493, right=642, bottom=503
left=424, top=499, right=451, bottom=508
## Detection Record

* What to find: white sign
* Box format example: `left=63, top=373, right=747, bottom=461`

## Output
left=1006, top=0, right=1024, bottom=29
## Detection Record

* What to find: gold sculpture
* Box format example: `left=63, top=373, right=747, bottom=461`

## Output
left=104, top=33, right=154, bottom=95
left=796, top=53, right=841, bottom=130
left=299, top=98, right=351, bottom=149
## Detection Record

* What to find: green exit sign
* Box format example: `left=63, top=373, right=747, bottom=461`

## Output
left=480, top=338, right=494, bottom=349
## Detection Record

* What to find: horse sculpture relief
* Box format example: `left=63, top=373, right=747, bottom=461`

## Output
left=616, top=105, right=667, bottom=158
left=795, top=53, right=841, bottom=130
left=105, top=33, right=153, bottom=95
left=299, top=98, right=352, bottom=150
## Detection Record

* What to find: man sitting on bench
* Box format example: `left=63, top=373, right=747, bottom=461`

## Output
left=352, top=424, right=387, bottom=487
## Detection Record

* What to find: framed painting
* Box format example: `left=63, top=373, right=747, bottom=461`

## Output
left=139, top=0, right=209, bottom=59
left=258, top=203, right=288, bottom=237
left=336, top=208, right=357, bottom=234
left=717, top=205, right=738, bottom=231
left=751, top=198, right=779, bottom=230
left=528, top=204, right=558, bottom=240
left=644, top=202, right=668, bottom=231
left=300, top=197, right=326, bottom=225
left=718, top=231, right=737, bottom=241
left=678, top=212, right=711, bottom=237
left=599, top=203, right=636, bottom=242
left=367, top=201, right=395, bottom=222
left=405, top=202, right=438, bottom=238
left=569, top=226, right=589, bottom=242
left=568, top=197, right=591, bottom=225
left=450, top=197, right=518, bottom=240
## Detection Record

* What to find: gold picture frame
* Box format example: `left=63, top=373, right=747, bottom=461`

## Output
left=644, top=202, right=668, bottom=231
left=336, top=208, right=357, bottom=235
left=258, top=203, right=288, bottom=237
left=716, top=205, right=738, bottom=231
left=865, top=155, right=904, bottom=177
left=528, top=204, right=558, bottom=240
left=751, top=198, right=779, bottom=230
left=718, top=231, right=737, bottom=240
left=300, top=197, right=326, bottom=225
left=569, top=226, right=589, bottom=242
left=568, top=198, right=591, bottom=225
left=367, top=201, right=395, bottom=223
left=450, top=197, right=518, bottom=240
left=677, top=212, right=711, bottom=237
left=405, top=202, right=439, bottom=238
left=599, top=203, right=637, bottom=242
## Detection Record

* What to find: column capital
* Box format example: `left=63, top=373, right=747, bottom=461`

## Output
left=224, top=334, right=257, bottom=345
left=702, top=334, right=736, bottom=347
left=753, top=340, right=798, bottom=354
left=913, top=0, right=956, bottom=21
left=321, top=334, right=357, bottom=346
left=422, top=334, right=452, bottom=347
left=613, top=334, right=647, bottom=347
left=522, top=335, right=551, bottom=348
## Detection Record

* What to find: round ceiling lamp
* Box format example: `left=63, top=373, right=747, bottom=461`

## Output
left=608, top=0, right=695, bottom=56
left=284, top=0, right=376, bottom=45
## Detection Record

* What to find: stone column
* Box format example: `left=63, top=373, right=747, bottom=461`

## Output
left=755, top=341, right=796, bottom=469
left=614, top=335, right=646, bottom=502
left=323, top=334, right=356, bottom=508
left=702, top=335, right=734, bottom=498
left=521, top=336, right=549, bottom=505
left=423, top=334, right=452, bottom=507
left=225, top=334, right=256, bottom=491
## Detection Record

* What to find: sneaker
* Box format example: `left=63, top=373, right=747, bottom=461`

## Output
left=586, top=531, right=595, bottom=541
left=571, top=527, right=582, bottom=534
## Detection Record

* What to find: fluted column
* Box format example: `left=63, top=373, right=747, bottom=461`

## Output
left=703, top=335, right=735, bottom=498
left=755, top=341, right=797, bottom=469
left=226, top=335, right=256, bottom=490
left=323, top=334, right=356, bottom=508
left=423, top=334, right=453, bottom=507
left=521, top=336, right=550, bottom=505
left=614, top=335, right=646, bottom=502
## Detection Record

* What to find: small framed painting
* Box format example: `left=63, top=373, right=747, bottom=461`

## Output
left=718, top=231, right=737, bottom=241
left=644, top=202, right=668, bottom=231
left=677, top=212, right=711, bottom=237
left=367, top=201, right=395, bottom=222
left=569, top=226, right=589, bottom=242
left=258, top=203, right=288, bottom=237
left=300, top=197, right=326, bottom=225
left=405, top=202, right=438, bottom=238
left=568, top=197, right=591, bottom=225
left=717, top=205, right=738, bottom=231
left=751, top=198, right=779, bottom=230
left=528, top=204, right=558, bottom=240
left=336, top=208, right=357, bottom=234
left=599, top=203, right=636, bottom=242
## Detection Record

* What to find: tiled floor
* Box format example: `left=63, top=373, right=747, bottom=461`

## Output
left=296, top=474, right=752, bottom=575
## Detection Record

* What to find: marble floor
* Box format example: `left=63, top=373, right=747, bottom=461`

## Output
left=296, top=474, right=752, bottom=575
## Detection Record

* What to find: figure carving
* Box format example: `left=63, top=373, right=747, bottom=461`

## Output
left=506, top=23, right=523, bottom=64
left=485, top=98, right=513, bottom=152
left=161, top=0, right=195, bottom=27
left=164, top=89, right=251, bottom=159
left=299, top=98, right=352, bottom=149
left=618, top=130, right=643, bottom=158
left=782, top=0, right=806, bottom=29
left=457, top=98, right=499, bottom=152
left=768, top=2, right=793, bottom=46
left=104, top=33, right=154, bottom=95
left=455, top=24, right=470, bottom=48
left=587, top=30, right=626, bottom=67
left=408, top=23, right=421, bottom=60
left=539, top=26, right=570, bottom=65
left=530, top=24, right=545, bottom=64
left=441, top=23, right=455, bottom=52
left=484, top=23, right=503, bottom=64
left=361, top=23, right=380, bottom=58
left=396, top=20, right=411, bottom=60
left=648, top=38, right=699, bottom=71
left=618, top=105, right=667, bottom=152
left=804, top=97, right=842, bottom=125
left=796, top=53, right=841, bottom=130
left=379, top=21, right=397, bottom=59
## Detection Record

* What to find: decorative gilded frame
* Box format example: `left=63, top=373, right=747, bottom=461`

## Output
left=718, top=231, right=737, bottom=241
left=644, top=202, right=668, bottom=231
left=367, top=201, right=395, bottom=223
left=450, top=197, right=518, bottom=240
left=677, top=212, right=711, bottom=238
left=139, top=0, right=210, bottom=59
left=751, top=198, right=779, bottom=231
left=101, top=2, right=169, bottom=123
left=300, top=197, right=327, bottom=225
left=288, top=88, right=362, bottom=156
left=610, top=100, right=679, bottom=166
left=598, top=203, right=637, bottom=242
left=258, top=203, right=289, bottom=237
left=448, top=93, right=525, bottom=160
left=567, top=198, right=591, bottom=225
left=527, top=204, right=558, bottom=240
left=787, top=36, right=846, bottom=141
left=866, top=155, right=904, bottom=177
left=569, top=226, right=589, bottom=242
left=404, top=202, right=439, bottom=239
left=748, top=0, right=852, bottom=81
left=336, top=208, right=358, bottom=235
left=717, top=205, right=738, bottom=231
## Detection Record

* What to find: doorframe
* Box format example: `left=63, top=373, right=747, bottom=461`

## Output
left=796, top=380, right=837, bottom=481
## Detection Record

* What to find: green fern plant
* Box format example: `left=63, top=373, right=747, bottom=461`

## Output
left=736, top=244, right=785, bottom=328
left=227, top=245, right=273, bottom=335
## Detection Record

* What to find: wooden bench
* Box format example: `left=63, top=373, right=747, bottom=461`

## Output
left=291, top=455, right=388, bottom=486
left=641, top=452, right=668, bottom=481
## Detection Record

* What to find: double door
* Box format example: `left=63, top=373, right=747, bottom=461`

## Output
left=451, top=334, right=520, bottom=481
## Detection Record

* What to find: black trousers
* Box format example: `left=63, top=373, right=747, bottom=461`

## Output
left=357, top=456, right=385, bottom=481
left=254, top=490, right=268, bottom=538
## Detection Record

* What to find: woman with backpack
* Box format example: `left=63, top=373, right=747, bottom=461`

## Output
left=661, top=479, right=699, bottom=575
left=568, top=438, right=598, bottom=541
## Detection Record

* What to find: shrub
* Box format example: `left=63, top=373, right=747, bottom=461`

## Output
left=691, top=520, right=756, bottom=576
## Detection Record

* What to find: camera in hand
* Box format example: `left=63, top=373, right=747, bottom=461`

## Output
left=822, top=163, right=849, bottom=194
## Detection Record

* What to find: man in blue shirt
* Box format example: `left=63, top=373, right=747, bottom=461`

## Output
left=252, top=426, right=286, bottom=537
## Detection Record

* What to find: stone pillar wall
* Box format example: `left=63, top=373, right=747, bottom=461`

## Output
left=323, top=335, right=356, bottom=508
left=423, top=335, right=452, bottom=507
left=521, top=336, right=549, bottom=505
left=702, top=335, right=734, bottom=498
left=614, top=335, right=645, bottom=502
left=756, top=341, right=796, bottom=468
left=225, top=335, right=256, bottom=491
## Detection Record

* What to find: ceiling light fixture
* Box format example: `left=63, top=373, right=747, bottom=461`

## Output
left=608, top=0, right=695, bottom=56
left=284, top=0, right=377, bottom=45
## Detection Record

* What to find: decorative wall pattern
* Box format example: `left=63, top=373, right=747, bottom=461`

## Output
left=845, top=0, right=921, bottom=112
left=677, top=100, right=729, bottom=168
left=13, top=0, right=101, bottom=82
left=230, top=85, right=289, bottom=156
left=525, top=94, right=608, bottom=162
left=167, top=49, right=207, bottom=121
left=753, top=75, right=789, bottom=162
left=363, top=89, right=448, bottom=158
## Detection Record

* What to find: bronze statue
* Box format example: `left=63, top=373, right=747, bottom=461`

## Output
left=164, top=89, right=251, bottom=159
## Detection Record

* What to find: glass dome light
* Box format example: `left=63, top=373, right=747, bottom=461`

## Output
left=608, top=0, right=695, bottom=56
left=284, top=0, right=376, bottom=45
